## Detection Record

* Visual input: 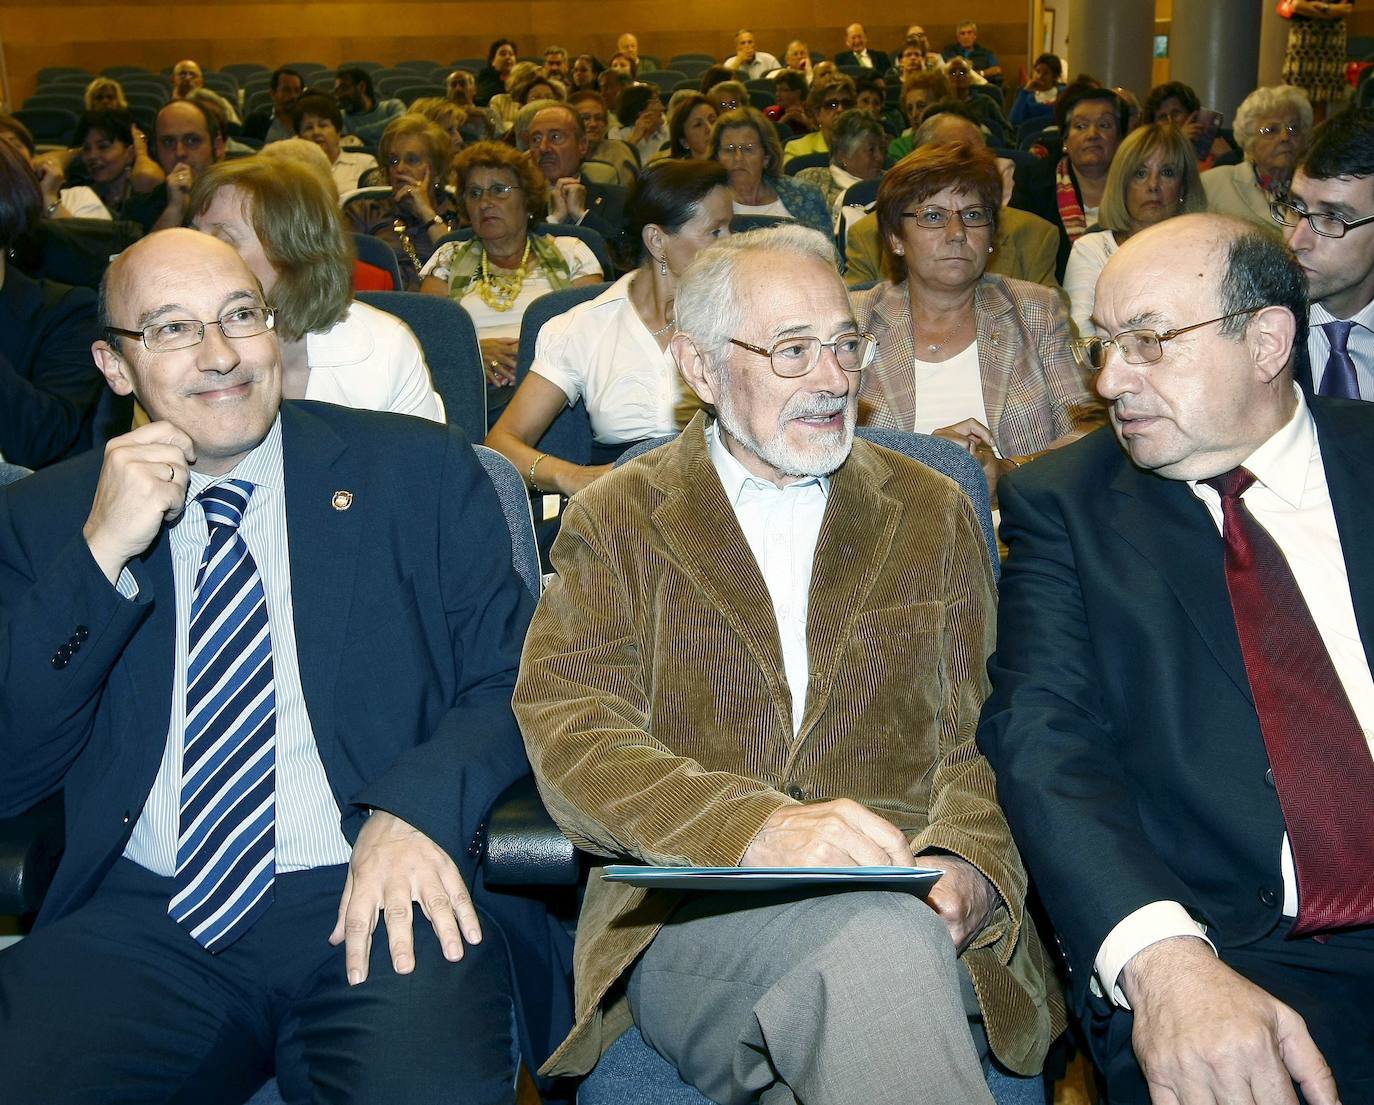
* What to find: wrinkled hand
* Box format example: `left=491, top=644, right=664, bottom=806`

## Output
left=329, top=810, right=480, bottom=985
left=394, top=164, right=437, bottom=223
left=549, top=176, right=588, bottom=221
left=933, top=418, right=1011, bottom=502
left=1123, top=937, right=1341, bottom=1105
left=479, top=337, right=518, bottom=386
left=83, top=422, right=195, bottom=584
left=34, top=158, right=65, bottom=208
left=742, top=798, right=916, bottom=867
left=920, top=854, right=997, bottom=953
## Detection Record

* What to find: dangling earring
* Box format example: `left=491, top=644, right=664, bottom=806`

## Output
left=893, top=245, right=904, bottom=256
left=659, top=255, right=669, bottom=276
left=987, top=245, right=994, bottom=254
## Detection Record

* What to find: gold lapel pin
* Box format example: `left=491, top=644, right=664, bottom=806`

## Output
left=332, top=490, right=353, bottom=511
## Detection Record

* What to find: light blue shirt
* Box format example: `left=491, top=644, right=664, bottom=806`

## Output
left=1307, top=296, right=1374, bottom=400
left=123, top=417, right=352, bottom=875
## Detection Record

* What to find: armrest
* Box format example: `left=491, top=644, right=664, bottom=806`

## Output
left=481, top=775, right=582, bottom=886
left=0, top=793, right=64, bottom=916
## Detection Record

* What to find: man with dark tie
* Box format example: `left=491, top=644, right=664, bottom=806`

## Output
left=1275, top=108, right=1374, bottom=401
left=980, top=213, right=1373, bottom=1105
left=0, top=229, right=561, bottom=1103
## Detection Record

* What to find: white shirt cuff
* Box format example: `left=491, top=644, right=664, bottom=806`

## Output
left=1093, top=900, right=1215, bottom=1009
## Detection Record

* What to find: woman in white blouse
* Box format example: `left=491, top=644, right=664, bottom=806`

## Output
left=1063, top=123, right=1207, bottom=338
left=189, top=157, right=443, bottom=421
left=485, top=161, right=732, bottom=495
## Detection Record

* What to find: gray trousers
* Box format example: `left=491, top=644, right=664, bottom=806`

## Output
left=626, top=888, right=996, bottom=1105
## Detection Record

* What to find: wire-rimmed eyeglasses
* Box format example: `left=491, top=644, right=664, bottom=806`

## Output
left=727, top=332, right=878, bottom=377
left=105, top=306, right=276, bottom=353
left=1070, top=308, right=1263, bottom=371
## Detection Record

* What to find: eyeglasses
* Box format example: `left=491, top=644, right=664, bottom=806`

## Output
left=823, top=98, right=857, bottom=111
left=1257, top=122, right=1303, bottom=138
left=728, top=332, right=877, bottom=377
left=715, top=98, right=742, bottom=110
left=719, top=142, right=758, bottom=158
left=464, top=180, right=517, bottom=201
left=1270, top=197, right=1374, bottom=239
left=900, top=205, right=994, bottom=229
left=528, top=129, right=572, bottom=148
left=1070, top=308, right=1263, bottom=370
left=107, top=306, right=275, bottom=353
left=387, top=151, right=428, bottom=168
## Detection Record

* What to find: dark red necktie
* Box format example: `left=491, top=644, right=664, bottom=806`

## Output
left=1204, top=467, right=1374, bottom=936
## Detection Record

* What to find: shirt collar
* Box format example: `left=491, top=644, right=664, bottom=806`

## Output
left=187, top=414, right=285, bottom=500
left=1188, top=385, right=1312, bottom=509
left=706, top=419, right=831, bottom=504
left=1311, top=293, right=1374, bottom=330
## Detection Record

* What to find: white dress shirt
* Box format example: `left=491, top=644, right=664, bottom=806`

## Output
left=1094, top=389, right=1374, bottom=1006
left=725, top=53, right=783, bottom=81
left=707, top=421, right=830, bottom=733
left=1306, top=296, right=1374, bottom=400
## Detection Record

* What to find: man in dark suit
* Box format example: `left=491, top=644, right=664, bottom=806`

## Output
left=980, top=213, right=1372, bottom=1105
left=0, top=229, right=562, bottom=1103
left=834, top=23, right=890, bottom=73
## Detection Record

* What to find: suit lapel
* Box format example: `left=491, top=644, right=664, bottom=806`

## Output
left=1311, top=401, right=1374, bottom=660
left=124, top=532, right=177, bottom=782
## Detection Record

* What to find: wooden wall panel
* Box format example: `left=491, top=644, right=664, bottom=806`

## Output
left=0, top=1, right=1031, bottom=106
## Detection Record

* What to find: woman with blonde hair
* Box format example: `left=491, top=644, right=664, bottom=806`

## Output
left=82, top=77, right=127, bottom=113
left=1064, top=123, right=1207, bottom=336
left=190, top=156, right=443, bottom=420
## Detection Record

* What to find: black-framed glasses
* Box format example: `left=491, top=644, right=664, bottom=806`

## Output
left=900, top=205, right=994, bottom=229
left=106, top=306, right=275, bottom=353
left=728, top=332, right=877, bottom=377
left=1270, top=197, right=1374, bottom=239
left=1070, top=308, right=1263, bottom=371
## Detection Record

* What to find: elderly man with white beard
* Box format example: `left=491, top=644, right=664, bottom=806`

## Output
left=514, top=225, right=1061, bottom=1105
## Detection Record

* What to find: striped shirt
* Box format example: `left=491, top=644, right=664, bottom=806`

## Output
left=123, top=417, right=353, bottom=875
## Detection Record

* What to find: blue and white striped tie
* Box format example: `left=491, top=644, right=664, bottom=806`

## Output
left=168, top=479, right=277, bottom=953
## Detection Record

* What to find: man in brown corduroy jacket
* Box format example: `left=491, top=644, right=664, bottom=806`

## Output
left=516, top=225, right=1061, bottom=1105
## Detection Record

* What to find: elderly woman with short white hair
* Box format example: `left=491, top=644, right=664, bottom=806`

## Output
left=793, top=109, right=886, bottom=222
left=1201, top=85, right=1313, bottom=234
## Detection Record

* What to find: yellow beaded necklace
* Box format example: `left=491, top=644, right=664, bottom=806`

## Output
left=477, top=240, right=533, bottom=311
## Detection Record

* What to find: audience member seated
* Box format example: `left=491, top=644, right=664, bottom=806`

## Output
left=335, top=68, right=404, bottom=147
left=345, top=114, right=463, bottom=292
left=889, top=71, right=953, bottom=161
left=512, top=70, right=566, bottom=109
left=294, top=93, right=378, bottom=196
left=0, top=225, right=550, bottom=1105
left=543, top=45, right=570, bottom=82
left=617, top=32, right=654, bottom=73
left=185, top=88, right=256, bottom=158
left=243, top=66, right=304, bottom=145
left=707, top=79, right=748, bottom=118
left=665, top=93, right=718, bottom=160
left=476, top=37, right=519, bottom=105
left=607, top=52, right=637, bottom=80
left=569, top=55, right=600, bottom=94
left=892, top=36, right=936, bottom=84
left=724, top=28, right=781, bottom=81
left=1064, top=123, right=1207, bottom=338
left=597, top=68, right=629, bottom=112
left=943, top=20, right=1002, bottom=83
left=847, top=110, right=1060, bottom=290
left=766, top=69, right=813, bottom=137
left=0, top=140, right=104, bottom=467
left=83, top=76, right=127, bottom=113
left=1011, top=84, right=1128, bottom=280
left=894, top=26, right=945, bottom=75
left=980, top=213, right=1374, bottom=1105
left=63, top=110, right=167, bottom=230
left=419, top=141, right=603, bottom=411
left=778, top=40, right=814, bottom=82
left=853, top=73, right=891, bottom=128
left=171, top=58, right=203, bottom=99
left=1275, top=107, right=1374, bottom=399
left=1010, top=54, right=1064, bottom=128
left=569, top=91, right=638, bottom=184
left=446, top=68, right=477, bottom=105
left=855, top=143, right=1098, bottom=505
left=192, top=156, right=443, bottom=421
left=1144, top=80, right=1234, bottom=169
left=943, top=57, right=1010, bottom=146
left=489, top=61, right=542, bottom=133
left=794, top=108, right=885, bottom=219
left=611, top=83, right=667, bottom=165
left=150, top=100, right=226, bottom=232
left=712, top=106, right=831, bottom=235
left=0, top=115, right=109, bottom=220
left=782, top=74, right=858, bottom=161
left=697, top=65, right=734, bottom=94
left=486, top=160, right=730, bottom=495
left=836, top=22, right=890, bottom=71
left=516, top=223, right=1061, bottom=1104
left=408, top=97, right=467, bottom=162
left=1202, top=84, right=1312, bottom=235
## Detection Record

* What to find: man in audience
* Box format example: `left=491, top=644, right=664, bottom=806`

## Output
left=0, top=228, right=564, bottom=1102
left=446, top=68, right=476, bottom=106
left=943, top=21, right=1002, bottom=83
left=835, top=23, right=890, bottom=72
left=617, top=33, right=656, bottom=74
left=171, top=58, right=205, bottom=100
left=845, top=109, right=1058, bottom=288
left=724, top=29, right=781, bottom=81
left=517, top=224, right=1059, bottom=1105
left=980, top=213, right=1373, bottom=1105
left=1280, top=108, right=1374, bottom=400
left=782, top=74, right=857, bottom=162
left=543, top=45, right=569, bottom=81
left=334, top=68, right=404, bottom=146
left=780, top=39, right=814, bottom=81
left=151, top=99, right=225, bottom=232
left=244, top=66, right=304, bottom=144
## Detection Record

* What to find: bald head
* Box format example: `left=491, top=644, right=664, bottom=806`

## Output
left=102, top=229, right=262, bottom=333
left=915, top=113, right=985, bottom=150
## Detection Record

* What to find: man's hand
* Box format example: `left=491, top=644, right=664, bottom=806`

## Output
left=83, top=423, right=196, bottom=584
left=163, top=161, right=195, bottom=220
left=920, top=854, right=997, bottom=953
left=742, top=798, right=916, bottom=867
left=549, top=176, right=588, bottom=222
left=1122, top=937, right=1341, bottom=1105
left=329, top=810, right=481, bottom=986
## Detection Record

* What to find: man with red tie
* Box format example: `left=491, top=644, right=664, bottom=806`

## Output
left=980, top=212, right=1373, bottom=1105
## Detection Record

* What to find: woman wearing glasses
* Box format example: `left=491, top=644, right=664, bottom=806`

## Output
left=419, top=141, right=602, bottom=408
left=709, top=107, right=831, bottom=235
left=346, top=114, right=463, bottom=292
left=855, top=143, right=1099, bottom=503
left=188, top=157, right=443, bottom=421
left=1064, top=124, right=1208, bottom=338
left=1201, top=86, right=1313, bottom=234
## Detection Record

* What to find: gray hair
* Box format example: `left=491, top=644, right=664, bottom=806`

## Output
left=512, top=99, right=583, bottom=149
left=830, top=109, right=885, bottom=161
left=1233, top=85, right=1313, bottom=156
left=675, top=225, right=839, bottom=364
left=912, top=110, right=987, bottom=149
